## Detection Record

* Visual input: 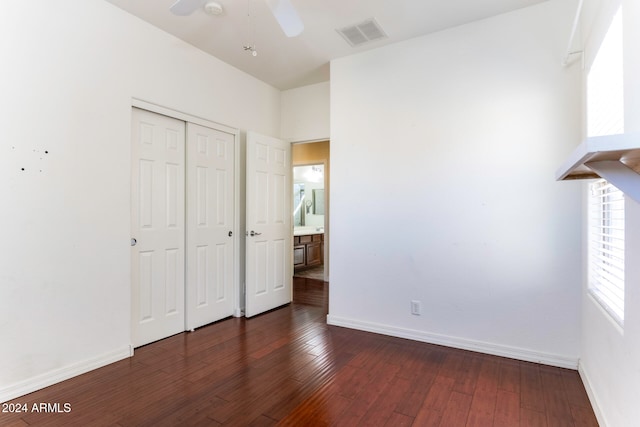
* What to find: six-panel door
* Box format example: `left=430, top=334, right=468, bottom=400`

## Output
left=131, top=108, right=186, bottom=347
left=131, top=108, right=238, bottom=347
left=186, top=123, right=235, bottom=330
left=245, top=131, right=292, bottom=317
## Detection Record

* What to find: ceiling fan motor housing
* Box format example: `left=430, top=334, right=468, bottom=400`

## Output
left=204, top=1, right=224, bottom=16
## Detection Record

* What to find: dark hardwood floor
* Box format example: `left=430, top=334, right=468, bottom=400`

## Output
left=1, top=277, right=597, bottom=426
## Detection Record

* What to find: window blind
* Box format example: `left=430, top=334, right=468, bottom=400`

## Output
left=588, top=180, right=625, bottom=325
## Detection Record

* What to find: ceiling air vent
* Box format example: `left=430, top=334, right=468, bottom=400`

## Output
left=337, top=18, right=388, bottom=47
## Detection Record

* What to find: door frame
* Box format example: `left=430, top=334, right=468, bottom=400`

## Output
left=291, top=144, right=330, bottom=282
left=130, top=99, right=242, bottom=345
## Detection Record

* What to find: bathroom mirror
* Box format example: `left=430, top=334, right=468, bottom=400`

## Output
left=293, top=164, right=324, bottom=227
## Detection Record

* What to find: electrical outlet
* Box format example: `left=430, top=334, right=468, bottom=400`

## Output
left=411, top=300, right=421, bottom=315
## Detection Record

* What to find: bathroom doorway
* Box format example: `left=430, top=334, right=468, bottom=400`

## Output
left=292, top=141, right=329, bottom=282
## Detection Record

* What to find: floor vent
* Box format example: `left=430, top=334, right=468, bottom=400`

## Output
left=337, top=18, right=387, bottom=47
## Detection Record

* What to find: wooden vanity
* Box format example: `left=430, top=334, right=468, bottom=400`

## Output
left=293, top=233, right=324, bottom=270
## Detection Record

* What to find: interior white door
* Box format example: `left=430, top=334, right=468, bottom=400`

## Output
left=245, top=131, right=292, bottom=317
left=186, top=123, right=235, bottom=330
left=131, top=107, right=186, bottom=347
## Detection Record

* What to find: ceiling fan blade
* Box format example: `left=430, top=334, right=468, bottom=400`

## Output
left=265, top=0, right=304, bottom=37
left=169, top=0, right=202, bottom=16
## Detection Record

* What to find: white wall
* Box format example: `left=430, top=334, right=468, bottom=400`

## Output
left=579, top=1, right=640, bottom=425
left=281, top=82, right=330, bottom=143
left=328, top=1, right=583, bottom=367
left=0, top=0, right=280, bottom=401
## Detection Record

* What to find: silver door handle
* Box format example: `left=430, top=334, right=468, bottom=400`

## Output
left=250, top=230, right=262, bottom=236
left=131, top=238, right=137, bottom=247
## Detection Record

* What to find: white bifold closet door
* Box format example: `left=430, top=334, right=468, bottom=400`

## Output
left=131, top=108, right=235, bottom=347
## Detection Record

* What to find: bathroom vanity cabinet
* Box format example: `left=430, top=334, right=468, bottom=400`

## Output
left=293, top=233, right=323, bottom=270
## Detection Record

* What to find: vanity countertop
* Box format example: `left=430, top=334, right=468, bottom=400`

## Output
left=294, top=226, right=324, bottom=236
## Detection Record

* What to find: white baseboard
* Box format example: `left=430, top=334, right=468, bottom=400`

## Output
left=0, top=346, right=132, bottom=404
left=578, top=361, right=607, bottom=427
left=326, top=315, right=578, bottom=369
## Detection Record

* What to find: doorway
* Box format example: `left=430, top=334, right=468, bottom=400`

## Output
left=292, top=141, right=329, bottom=282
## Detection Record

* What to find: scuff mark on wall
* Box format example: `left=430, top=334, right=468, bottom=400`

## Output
left=11, top=146, right=50, bottom=174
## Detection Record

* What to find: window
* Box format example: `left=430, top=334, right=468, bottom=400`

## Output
left=587, top=7, right=624, bottom=137
left=588, top=180, right=625, bottom=325
left=586, top=6, right=625, bottom=325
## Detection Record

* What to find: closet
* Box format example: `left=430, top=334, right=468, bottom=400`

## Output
left=130, top=107, right=237, bottom=347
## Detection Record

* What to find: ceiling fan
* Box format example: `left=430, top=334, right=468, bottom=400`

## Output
left=169, top=0, right=304, bottom=37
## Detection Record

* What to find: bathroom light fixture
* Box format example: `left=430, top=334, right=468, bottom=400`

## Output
left=303, top=165, right=323, bottom=183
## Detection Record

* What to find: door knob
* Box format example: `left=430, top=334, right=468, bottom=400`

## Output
left=250, top=230, right=262, bottom=236
left=131, top=238, right=137, bottom=247
left=228, top=231, right=233, bottom=237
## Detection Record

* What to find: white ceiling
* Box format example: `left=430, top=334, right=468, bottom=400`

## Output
left=105, top=0, right=547, bottom=90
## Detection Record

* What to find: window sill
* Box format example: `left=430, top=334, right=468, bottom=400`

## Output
left=556, top=133, right=640, bottom=203
left=587, top=289, right=624, bottom=332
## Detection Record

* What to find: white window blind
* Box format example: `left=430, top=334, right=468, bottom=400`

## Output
left=588, top=180, right=625, bottom=325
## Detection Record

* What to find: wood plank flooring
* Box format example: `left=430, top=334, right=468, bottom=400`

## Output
left=1, top=277, right=597, bottom=426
